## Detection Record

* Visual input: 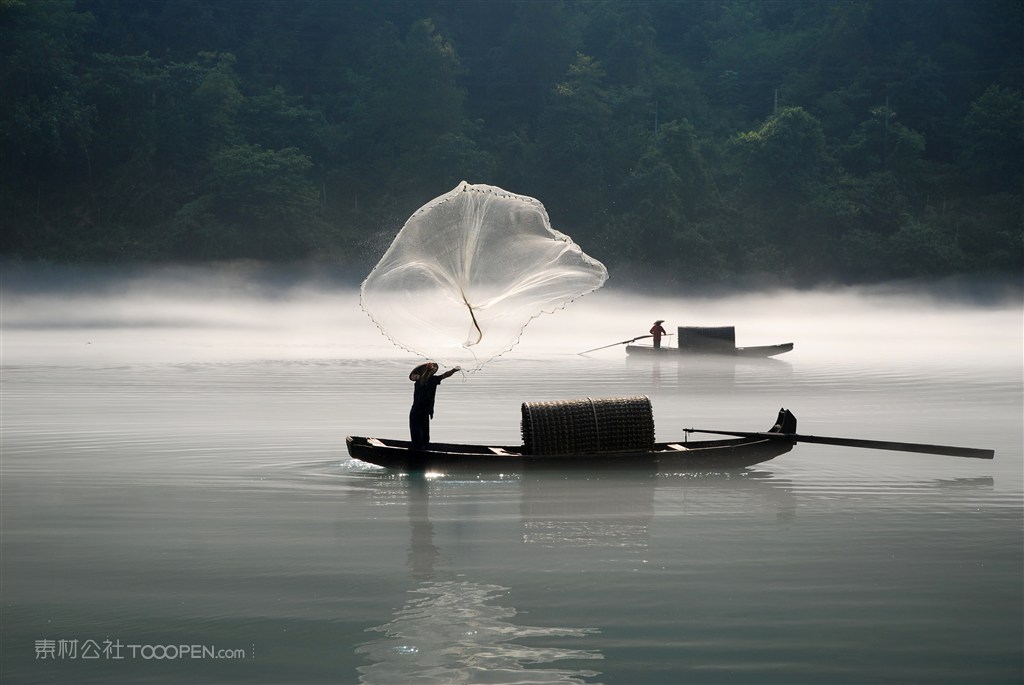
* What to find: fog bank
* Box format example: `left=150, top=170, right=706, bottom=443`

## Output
left=2, top=263, right=1020, bottom=369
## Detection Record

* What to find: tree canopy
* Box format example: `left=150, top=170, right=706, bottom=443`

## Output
left=1, top=0, right=1021, bottom=290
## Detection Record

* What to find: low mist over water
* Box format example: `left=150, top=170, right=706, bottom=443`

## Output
left=2, top=263, right=1021, bottom=684
left=2, top=262, right=1020, bottom=368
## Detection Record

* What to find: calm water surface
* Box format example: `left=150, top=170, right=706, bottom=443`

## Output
left=2, top=271, right=1021, bottom=684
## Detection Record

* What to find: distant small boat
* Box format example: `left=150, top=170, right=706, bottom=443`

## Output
left=626, top=342, right=794, bottom=358
left=626, top=326, right=793, bottom=358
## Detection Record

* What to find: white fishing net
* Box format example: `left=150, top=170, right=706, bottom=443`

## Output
left=360, top=182, right=608, bottom=369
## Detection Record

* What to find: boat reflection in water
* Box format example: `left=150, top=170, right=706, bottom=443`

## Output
left=355, top=478, right=603, bottom=684
left=519, top=469, right=799, bottom=549
left=354, top=470, right=800, bottom=683
left=520, top=471, right=655, bottom=549
left=626, top=353, right=793, bottom=391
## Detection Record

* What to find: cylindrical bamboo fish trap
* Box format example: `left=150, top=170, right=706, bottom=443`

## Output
left=521, top=395, right=655, bottom=455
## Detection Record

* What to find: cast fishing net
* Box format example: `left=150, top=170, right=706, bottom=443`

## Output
left=360, top=181, right=608, bottom=370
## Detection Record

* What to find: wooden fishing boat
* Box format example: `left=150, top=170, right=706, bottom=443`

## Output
left=347, top=402, right=799, bottom=473
left=346, top=429, right=795, bottom=472
left=345, top=393, right=994, bottom=473
left=625, top=342, right=794, bottom=358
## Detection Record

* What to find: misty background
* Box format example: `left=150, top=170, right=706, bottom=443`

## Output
left=1, top=0, right=1021, bottom=291
left=3, top=262, right=1020, bottom=373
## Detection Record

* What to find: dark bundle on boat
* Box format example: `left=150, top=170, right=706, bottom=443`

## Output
left=521, top=395, right=655, bottom=455
left=678, top=326, right=736, bottom=353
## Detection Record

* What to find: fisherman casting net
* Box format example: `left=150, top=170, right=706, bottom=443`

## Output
left=360, top=182, right=608, bottom=369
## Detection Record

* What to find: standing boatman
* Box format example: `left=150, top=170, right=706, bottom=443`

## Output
left=650, top=320, right=667, bottom=349
left=408, top=361, right=460, bottom=451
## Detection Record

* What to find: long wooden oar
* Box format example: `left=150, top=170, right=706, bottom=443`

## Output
left=578, top=334, right=652, bottom=355
left=684, top=428, right=995, bottom=459
left=578, top=333, right=673, bottom=355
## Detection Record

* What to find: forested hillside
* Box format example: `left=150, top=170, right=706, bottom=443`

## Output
left=2, top=0, right=1021, bottom=289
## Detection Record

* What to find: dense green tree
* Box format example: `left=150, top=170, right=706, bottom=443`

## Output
left=491, top=0, right=580, bottom=126
left=165, top=144, right=321, bottom=260
left=528, top=53, right=615, bottom=224
left=0, top=0, right=1019, bottom=287
left=582, top=0, right=657, bottom=88
left=344, top=18, right=469, bottom=200
left=609, top=126, right=730, bottom=287
left=193, top=52, right=244, bottom=150
left=839, top=106, right=926, bottom=182
left=732, top=107, right=831, bottom=199
left=960, top=85, right=1024, bottom=192
left=0, top=0, right=96, bottom=254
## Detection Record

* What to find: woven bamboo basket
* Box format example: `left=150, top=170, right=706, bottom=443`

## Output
left=521, top=395, right=655, bottom=455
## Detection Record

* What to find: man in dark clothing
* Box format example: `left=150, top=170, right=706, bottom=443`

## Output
left=408, top=361, right=460, bottom=451
left=650, top=320, right=667, bottom=348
